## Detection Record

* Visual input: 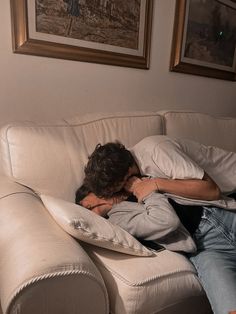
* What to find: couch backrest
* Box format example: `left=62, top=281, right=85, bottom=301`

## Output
left=65, top=111, right=164, bottom=155
left=0, top=122, right=87, bottom=201
left=0, top=112, right=164, bottom=201
left=161, top=110, right=236, bottom=152
left=1, top=110, right=235, bottom=201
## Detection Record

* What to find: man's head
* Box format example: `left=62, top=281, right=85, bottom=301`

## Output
left=84, top=142, right=139, bottom=198
left=76, top=183, right=129, bottom=217
left=76, top=184, right=113, bottom=216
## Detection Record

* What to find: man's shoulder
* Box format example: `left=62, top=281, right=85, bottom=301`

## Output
left=131, top=135, right=195, bottom=150
left=108, top=201, right=142, bottom=217
left=131, top=135, right=172, bottom=153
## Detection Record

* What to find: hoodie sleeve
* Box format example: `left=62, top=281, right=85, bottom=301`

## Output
left=107, top=193, right=180, bottom=241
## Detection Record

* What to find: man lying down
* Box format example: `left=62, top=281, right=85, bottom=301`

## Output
left=76, top=135, right=236, bottom=314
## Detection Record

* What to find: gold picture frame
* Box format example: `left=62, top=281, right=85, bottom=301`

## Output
left=10, top=0, right=153, bottom=69
left=170, top=0, right=236, bottom=81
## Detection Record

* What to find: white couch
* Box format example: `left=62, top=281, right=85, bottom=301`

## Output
left=1, top=110, right=236, bottom=314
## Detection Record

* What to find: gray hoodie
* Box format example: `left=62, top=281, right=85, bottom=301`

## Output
left=108, top=192, right=197, bottom=253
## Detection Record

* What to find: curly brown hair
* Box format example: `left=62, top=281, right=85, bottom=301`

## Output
left=84, top=142, right=135, bottom=198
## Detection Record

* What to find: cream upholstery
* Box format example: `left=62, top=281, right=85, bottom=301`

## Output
left=65, top=111, right=164, bottom=154
left=0, top=123, right=86, bottom=201
left=83, top=244, right=211, bottom=314
left=0, top=112, right=163, bottom=202
left=160, top=110, right=236, bottom=152
left=0, top=179, right=108, bottom=314
left=1, top=110, right=235, bottom=313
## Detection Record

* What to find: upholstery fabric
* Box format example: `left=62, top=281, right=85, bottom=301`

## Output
left=0, top=189, right=108, bottom=314
left=161, top=110, right=236, bottom=152
left=83, top=244, right=210, bottom=314
left=41, top=194, right=153, bottom=257
left=64, top=111, right=164, bottom=155
left=0, top=123, right=87, bottom=201
left=7, top=276, right=107, bottom=314
left=0, top=176, right=35, bottom=199
left=0, top=112, right=164, bottom=203
left=3, top=110, right=233, bottom=313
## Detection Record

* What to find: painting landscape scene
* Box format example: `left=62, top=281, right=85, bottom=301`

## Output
left=184, top=0, right=236, bottom=68
left=36, top=0, right=141, bottom=50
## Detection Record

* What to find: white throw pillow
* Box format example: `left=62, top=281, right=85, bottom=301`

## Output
left=41, top=194, right=153, bottom=257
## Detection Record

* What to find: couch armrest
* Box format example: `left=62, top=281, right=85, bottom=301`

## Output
left=0, top=177, right=108, bottom=314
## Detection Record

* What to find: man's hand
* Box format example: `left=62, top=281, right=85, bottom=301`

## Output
left=124, top=171, right=221, bottom=202
left=125, top=176, right=158, bottom=202
left=111, top=191, right=130, bottom=204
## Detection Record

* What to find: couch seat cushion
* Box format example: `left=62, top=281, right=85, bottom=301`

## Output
left=83, top=244, right=211, bottom=314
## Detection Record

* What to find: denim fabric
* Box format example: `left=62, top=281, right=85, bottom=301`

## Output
left=190, top=207, right=236, bottom=314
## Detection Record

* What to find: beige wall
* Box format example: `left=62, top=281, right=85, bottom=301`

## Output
left=0, top=0, right=236, bottom=126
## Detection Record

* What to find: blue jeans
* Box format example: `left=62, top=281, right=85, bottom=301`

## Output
left=190, top=207, right=236, bottom=314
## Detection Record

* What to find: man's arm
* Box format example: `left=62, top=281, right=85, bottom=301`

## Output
left=156, top=172, right=220, bottom=200
left=126, top=173, right=221, bottom=202
left=131, top=136, right=220, bottom=201
left=108, top=193, right=180, bottom=240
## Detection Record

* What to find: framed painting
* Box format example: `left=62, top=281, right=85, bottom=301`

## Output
left=10, top=0, right=153, bottom=69
left=170, top=0, right=236, bottom=81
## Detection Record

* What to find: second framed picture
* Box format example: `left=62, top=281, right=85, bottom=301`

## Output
left=170, top=0, right=236, bottom=81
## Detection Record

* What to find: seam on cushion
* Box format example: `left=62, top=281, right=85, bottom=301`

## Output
left=62, top=118, right=90, bottom=156
left=108, top=280, right=205, bottom=314
left=2, top=115, right=163, bottom=129
left=6, top=270, right=109, bottom=314
left=148, top=294, right=208, bottom=314
left=62, top=118, right=69, bottom=125
left=0, top=191, right=36, bottom=201
left=162, top=111, right=234, bottom=121
left=60, top=128, right=78, bottom=184
left=80, top=126, right=90, bottom=156
left=73, top=223, right=151, bottom=254
left=3, top=126, right=14, bottom=177
left=93, top=259, right=195, bottom=286
left=160, top=115, right=166, bottom=135
left=4, top=124, right=71, bottom=129
left=81, top=237, right=149, bottom=254
left=66, top=113, right=163, bottom=127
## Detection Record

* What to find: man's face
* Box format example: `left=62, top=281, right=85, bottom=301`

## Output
left=80, top=192, right=114, bottom=217
left=109, top=163, right=140, bottom=195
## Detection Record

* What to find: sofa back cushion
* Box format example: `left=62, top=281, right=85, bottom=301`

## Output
left=0, top=112, right=164, bottom=200
left=161, top=111, right=236, bottom=152
left=0, top=122, right=87, bottom=201
left=65, top=112, right=164, bottom=155
left=2, top=110, right=234, bottom=201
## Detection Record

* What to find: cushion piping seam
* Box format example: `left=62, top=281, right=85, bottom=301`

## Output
left=109, top=294, right=206, bottom=314
left=66, top=113, right=163, bottom=127
left=163, top=111, right=234, bottom=121
left=4, top=126, right=14, bottom=177
left=4, top=114, right=163, bottom=129
left=71, top=225, right=151, bottom=254
left=149, top=294, right=207, bottom=314
left=93, top=260, right=195, bottom=286
left=0, top=191, right=35, bottom=201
